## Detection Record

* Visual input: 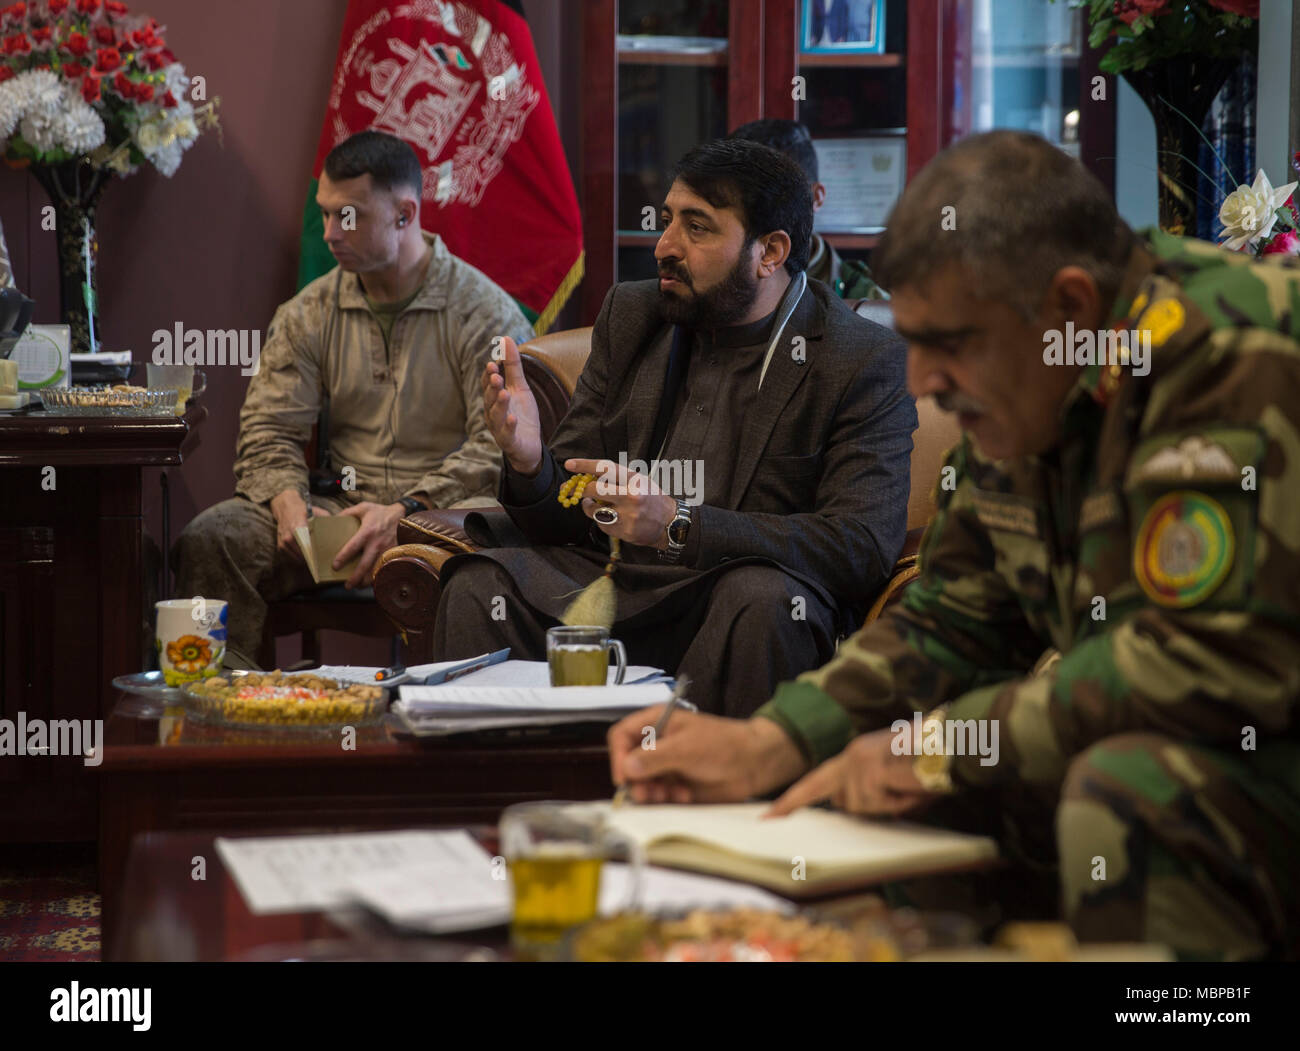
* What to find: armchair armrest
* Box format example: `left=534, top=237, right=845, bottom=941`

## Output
left=396, top=507, right=493, bottom=551
left=372, top=542, right=462, bottom=640
left=860, top=525, right=926, bottom=628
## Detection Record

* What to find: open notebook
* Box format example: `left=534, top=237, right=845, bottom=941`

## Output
left=593, top=802, right=999, bottom=898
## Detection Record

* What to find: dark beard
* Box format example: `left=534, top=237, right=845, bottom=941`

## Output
left=658, top=246, right=760, bottom=329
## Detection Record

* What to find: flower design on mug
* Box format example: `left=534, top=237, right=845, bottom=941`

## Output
left=166, top=634, right=212, bottom=674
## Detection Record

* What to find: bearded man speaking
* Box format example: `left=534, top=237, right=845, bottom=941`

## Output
left=431, top=138, right=916, bottom=716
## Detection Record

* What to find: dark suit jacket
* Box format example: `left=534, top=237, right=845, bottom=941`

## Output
left=477, top=277, right=916, bottom=631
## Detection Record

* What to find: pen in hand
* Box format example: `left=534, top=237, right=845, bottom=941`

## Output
left=612, top=673, right=691, bottom=808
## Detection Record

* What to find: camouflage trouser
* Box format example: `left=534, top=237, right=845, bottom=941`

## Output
left=887, top=733, right=1300, bottom=960
left=171, top=494, right=351, bottom=663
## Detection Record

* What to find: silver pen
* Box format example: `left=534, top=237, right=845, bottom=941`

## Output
left=613, top=673, right=691, bottom=808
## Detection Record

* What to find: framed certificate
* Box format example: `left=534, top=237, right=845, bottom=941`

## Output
left=811, top=137, right=907, bottom=233
left=801, top=0, right=886, bottom=55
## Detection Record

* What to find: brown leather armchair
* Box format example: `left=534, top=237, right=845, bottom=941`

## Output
left=372, top=315, right=960, bottom=658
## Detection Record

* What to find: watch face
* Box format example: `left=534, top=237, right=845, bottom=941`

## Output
left=668, top=518, right=689, bottom=545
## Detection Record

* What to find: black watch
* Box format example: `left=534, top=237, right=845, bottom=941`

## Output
left=397, top=497, right=426, bottom=516
left=658, top=499, right=692, bottom=563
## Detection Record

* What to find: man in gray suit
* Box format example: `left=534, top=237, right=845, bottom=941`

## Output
left=432, top=139, right=915, bottom=716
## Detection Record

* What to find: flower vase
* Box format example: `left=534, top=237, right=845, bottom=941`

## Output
left=29, top=161, right=111, bottom=355
left=1123, top=57, right=1238, bottom=237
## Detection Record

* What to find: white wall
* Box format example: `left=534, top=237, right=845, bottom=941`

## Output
left=1115, top=76, right=1158, bottom=232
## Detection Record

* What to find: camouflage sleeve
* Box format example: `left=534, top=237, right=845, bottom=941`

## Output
left=408, top=276, right=534, bottom=510
left=755, top=439, right=1045, bottom=764
left=946, top=331, right=1300, bottom=792
left=232, top=291, right=324, bottom=506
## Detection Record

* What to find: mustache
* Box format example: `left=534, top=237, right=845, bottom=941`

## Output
left=658, top=263, right=692, bottom=288
left=934, top=391, right=987, bottom=416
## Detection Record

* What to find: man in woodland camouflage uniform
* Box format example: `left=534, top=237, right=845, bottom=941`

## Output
left=607, top=130, right=1300, bottom=960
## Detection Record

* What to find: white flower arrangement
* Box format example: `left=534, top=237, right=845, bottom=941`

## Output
left=1218, top=169, right=1299, bottom=253
left=0, top=69, right=106, bottom=157
left=0, top=2, right=218, bottom=179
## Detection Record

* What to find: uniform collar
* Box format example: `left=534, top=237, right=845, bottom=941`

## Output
left=335, top=232, right=451, bottom=312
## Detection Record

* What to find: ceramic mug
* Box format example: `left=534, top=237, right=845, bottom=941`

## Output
left=156, top=598, right=228, bottom=687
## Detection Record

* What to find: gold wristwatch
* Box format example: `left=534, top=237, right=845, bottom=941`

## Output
left=911, top=707, right=956, bottom=794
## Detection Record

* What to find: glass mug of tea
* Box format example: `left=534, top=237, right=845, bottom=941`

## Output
left=546, top=625, right=627, bottom=687
left=499, top=801, right=642, bottom=960
left=146, top=363, right=207, bottom=417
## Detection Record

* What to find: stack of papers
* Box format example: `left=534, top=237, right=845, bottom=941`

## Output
left=393, top=680, right=673, bottom=736
left=215, top=829, right=791, bottom=934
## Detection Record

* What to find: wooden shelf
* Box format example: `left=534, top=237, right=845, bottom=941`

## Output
left=798, top=51, right=902, bottom=68
left=618, top=49, right=727, bottom=67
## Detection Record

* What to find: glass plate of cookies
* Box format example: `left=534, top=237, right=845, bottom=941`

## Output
left=41, top=385, right=180, bottom=416
left=181, top=671, right=389, bottom=732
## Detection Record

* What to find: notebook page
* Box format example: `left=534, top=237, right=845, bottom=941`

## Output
left=597, top=802, right=998, bottom=870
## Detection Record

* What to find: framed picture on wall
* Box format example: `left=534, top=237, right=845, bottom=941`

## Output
left=811, top=136, right=906, bottom=232
left=801, top=0, right=886, bottom=55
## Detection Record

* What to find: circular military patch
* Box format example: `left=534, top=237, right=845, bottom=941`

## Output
left=1133, top=491, right=1235, bottom=607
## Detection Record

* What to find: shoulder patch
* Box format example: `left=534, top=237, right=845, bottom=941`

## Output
left=1133, top=491, right=1235, bottom=608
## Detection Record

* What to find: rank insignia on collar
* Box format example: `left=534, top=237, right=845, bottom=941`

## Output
left=1133, top=491, right=1234, bottom=608
left=1138, top=297, right=1186, bottom=347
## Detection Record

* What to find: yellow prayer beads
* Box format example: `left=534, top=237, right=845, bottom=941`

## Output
left=558, top=472, right=595, bottom=507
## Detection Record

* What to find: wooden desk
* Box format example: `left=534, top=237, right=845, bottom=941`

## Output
left=0, top=406, right=205, bottom=842
left=97, top=701, right=614, bottom=952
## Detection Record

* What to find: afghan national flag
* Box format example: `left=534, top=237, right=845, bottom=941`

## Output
left=298, top=0, right=583, bottom=334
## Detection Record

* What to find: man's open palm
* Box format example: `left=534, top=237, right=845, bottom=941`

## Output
left=482, top=335, right=543, bottom=475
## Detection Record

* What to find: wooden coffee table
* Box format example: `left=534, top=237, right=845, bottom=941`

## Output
left=97, top=698, right=614, bottom=951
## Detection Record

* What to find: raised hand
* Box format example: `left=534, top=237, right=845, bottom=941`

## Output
left=482, top=336, right=543, bottom=476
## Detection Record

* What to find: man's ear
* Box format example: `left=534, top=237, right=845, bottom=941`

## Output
left=397, top=196, right=419, bottom=229
left=811, top=182, right=827, bottom=212
left=757, top=230, right=792, bottom=277
left=1043, top=265, right=1104, bottom=331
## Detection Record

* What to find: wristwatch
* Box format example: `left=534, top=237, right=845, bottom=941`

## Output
left=658, top=499, right=693, bottom=564
left=397, top=496, right=427, bottom=516
left=911, top=708, right=956, bottom=794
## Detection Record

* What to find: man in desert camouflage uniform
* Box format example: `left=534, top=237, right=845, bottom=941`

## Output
left=607, top=130, right=1300, bottom=959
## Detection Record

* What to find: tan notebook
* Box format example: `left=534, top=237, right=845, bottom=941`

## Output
left=293, top=516, right=361, bottom=584
left=595, top=802, right=999, bottom=898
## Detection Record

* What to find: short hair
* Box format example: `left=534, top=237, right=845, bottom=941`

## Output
left=872, top=130, right=1134, bottom=318
left=671, top=138, right=814, bottom=275
left=323, top=130, right=423, bottom=197
left=730, top=118, right=819, bottom=184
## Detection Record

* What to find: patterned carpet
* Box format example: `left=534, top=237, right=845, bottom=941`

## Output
left=0, top=843, right=100, bottom=961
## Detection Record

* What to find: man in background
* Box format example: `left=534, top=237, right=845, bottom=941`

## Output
left=730, top=118, right=885, bottom=301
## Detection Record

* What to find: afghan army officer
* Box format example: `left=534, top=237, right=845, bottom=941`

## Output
left=606, top=130, right=1300, bottom=960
